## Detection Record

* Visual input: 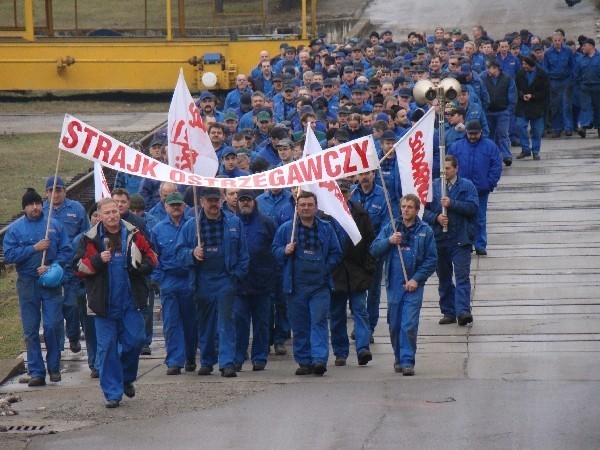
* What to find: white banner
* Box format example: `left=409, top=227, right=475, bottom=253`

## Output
left=59, top=114, right=379, bottom=189
left=395, top=108, right=435, bottom=218
left=302, top=126, right=362, bottom=244
left=94, top=162, right=111, bottom=201
left=167, top=69, right=219, bottom=177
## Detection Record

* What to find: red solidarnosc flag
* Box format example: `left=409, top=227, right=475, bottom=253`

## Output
left=167, top=69, right=219, bottom=177
left=395, top=107, right=435, bottom=218
left=301, top=126, right=362, bottom=245
left=94, top=162, right=111, bottom=201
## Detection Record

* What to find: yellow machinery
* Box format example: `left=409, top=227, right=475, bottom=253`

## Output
left=0, top=0, right=318, bottom=92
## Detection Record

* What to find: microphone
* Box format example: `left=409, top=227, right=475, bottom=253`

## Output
left=104, top=238, right=111, bottom=251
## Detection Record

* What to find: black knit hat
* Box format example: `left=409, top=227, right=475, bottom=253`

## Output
left=22, top=188, right=43, bottom=209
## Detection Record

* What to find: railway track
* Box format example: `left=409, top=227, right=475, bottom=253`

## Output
left=0, top=122, right=166, bottom=269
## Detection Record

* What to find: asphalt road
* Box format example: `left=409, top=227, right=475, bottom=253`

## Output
left=364, top=0, right=598, bottom=42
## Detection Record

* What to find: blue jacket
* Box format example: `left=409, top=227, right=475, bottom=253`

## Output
left=463, top=101, right=490, bottom=137
left=138, top=178, right=161, bottom=210
left=422, top=177, right=479, bottom=247
left=575, top=50, right=600, bottom=92
left=445, top=125, right=466, bottom=147
left=224, top=88, right=252, bottom=111
left=176, top=209, right=249, bottom=284
left=370, top=217, right=437, bottom=286
left=272, top=216, right=343, bottom=294
left=4, top=213, right=72, bottom=277
left=466, top=71, right=490, bottom=111
left=375, top=155, right=402, bottom=218
left=42, top=198, right=89, bottom=241
left=543, top=45, right=575, bottom=81
left=255, top=144, right=282, bottom=166
left=150, top=216, right=190, bottom=284
left=350, top=183, right=390, bottom=234
left=114, top=172, right=143, bottom=196
left=447, top=136, right=502, bottom=193
left=256, top=189, right=292, bottom=221
left=471, top=53, right=487, bottom=73
left=219, top=167, right=251, bottom=178
left=496, top=53, right=522, bottom=78
left=237, top=207, right=278, bottom=295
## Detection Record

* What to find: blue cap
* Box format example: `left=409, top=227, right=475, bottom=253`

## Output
left=426, top=36, right=435, bottom=43
left=199, top=90, right=214, bottom=101
left=222, top=146, right=237, bottom=158
left=45, top=175, right=65, bottom=190
left=381, top=130, right=397, bottom=141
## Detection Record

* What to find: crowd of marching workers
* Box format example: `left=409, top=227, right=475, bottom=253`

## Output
left=4, top=23, right=600, bottom=408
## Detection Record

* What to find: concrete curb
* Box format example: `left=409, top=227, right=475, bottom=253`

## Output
left=0, top=358, right=25, bottom=385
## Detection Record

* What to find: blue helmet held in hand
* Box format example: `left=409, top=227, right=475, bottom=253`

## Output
left=39, top=262, right=64, bottom=288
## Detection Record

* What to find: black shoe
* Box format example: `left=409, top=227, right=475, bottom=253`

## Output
left=393, top=361, right=402, bottom=373
left=552, top=131, right=561, bottom=138
left=370, top=335, right=375, bottom=344
left=273, top=344, right=287, bottom=355
left=516, top=152, right=531, bottom=159
left=105, top=400, right=120, bottom=408
left=503, top=157, right=512, bottom=166
left=140, top=347, right=151, bottom=356
left=312, top=362, right=327, bottom=376
left=197, top=365, right=214, bottom=375
left=402, top=365, right=415, bottom=376
left=458, top=312, right=473, bottom=326
left=221, top=368, right=237, bottom=378
left=334, top=356, right=347, bottom=366
left=350, top=330, right=355, bottom=340
left=439, top=315, right=457, bottom=325
left=49, top=371, right=61, bottom=382
left=565, top=131, right=573, bottom=137
left=252, top=364, right=265, bottom=371
left=234, top=363, right=243, bottom=372
left=166, top=366, right=181, bottom=375
left=90, top=369, right=99, bottom=379
left=578, top=128, right=586, bottom=138
left=28, top=376, right=46, bottom=387
left=475, top=249, right=487, bottom=256
left=533, top=154, right=541, bottom=160
left=510, top=141, right=520, bottom=147
left=124, top=382, right=136, bottom=398
left=295, top=365, right=312, bottom=376
left=357, top=349, right=373, bottom=366
left=69, top=339, right=81, bottom=353
left=184, top=361, right=197, bottom=372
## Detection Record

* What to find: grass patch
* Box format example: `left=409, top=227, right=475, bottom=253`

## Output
left=0, top=267, right=23, bottom=359
left=0, top=133, right=92, bottom=223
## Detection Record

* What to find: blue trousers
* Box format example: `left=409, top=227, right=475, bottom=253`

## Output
left=195, top=274, right=236, bottom=369
left=160, top=276, right=197, bottom=368
left=62, top=275, right=81, bottom=342
left=579, top=90, right=600, bottom=129
left=549, top=78, right=574, bottom=132
left=518, top=116, right=545, bottom=155
left=270, top=278, right=289, bottom=346
left=95, top=310, right=145, bottom=401
left=17, top=277, right=62, bottom=378
left=475, top=191, right=490, bottom=251
left=387, top=283, right=424, bottom=366
left=288, top=286, right=330, bottom=366
left=234, top=294, right=271, bottom=366
left=330, top=290, right=371, bottom=358
left=366, top=257, right=385, bottom=333
left=142, top=289, right=154, bottom=347
left=77, top=293, right=97, bottom=370
left=487, top=110, right=512, bottom=159
left=437, top=245, right=472, bottom=318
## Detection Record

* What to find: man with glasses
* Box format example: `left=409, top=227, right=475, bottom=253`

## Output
left=448, top=120, right=502, bottom=256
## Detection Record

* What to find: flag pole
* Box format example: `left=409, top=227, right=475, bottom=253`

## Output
left=376, top=166, right=408, bottom=285
left=289, top=187, right=302, bottom=245
left=193, top=187, right=202, bottom=247
left=41, top=149, right=62, bottom=267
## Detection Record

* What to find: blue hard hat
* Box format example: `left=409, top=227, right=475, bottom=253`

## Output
left=39, top=262, right=64, bottom=289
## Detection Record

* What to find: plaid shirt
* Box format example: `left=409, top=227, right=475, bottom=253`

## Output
left=398, top=220, right=418, bottom=248
left=297, top=220, right=320, bottom=250
left=200, top=214, right=224, bottom=247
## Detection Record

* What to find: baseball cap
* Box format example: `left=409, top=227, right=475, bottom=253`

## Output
left=45, top=175, right=65, bottom=190
left=466, top=120, right=482, bottom=132
left=200, top=187, right=221, bottom=199
left=222, top=147, right=237, bottom=158
left=256, top=111, right=271, bottom=122
left=381, top=130, right=397, bottom=141
left=237, top=189, right=256, bottom=200
left=165, top=192, right=185, bottom=205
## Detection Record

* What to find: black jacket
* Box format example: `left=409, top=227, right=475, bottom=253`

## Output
left=515, top=68, right=550, bottom=119
left=73, top=220, right=157, bottom=315
left=324, top=201, right=376, bottom=293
